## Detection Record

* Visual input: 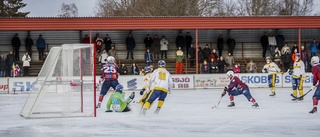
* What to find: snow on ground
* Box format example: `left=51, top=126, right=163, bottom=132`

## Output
left=0, top=88, right=319, bottom=137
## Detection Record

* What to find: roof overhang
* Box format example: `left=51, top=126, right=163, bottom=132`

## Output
left=1, top=16, right=320, bottom=30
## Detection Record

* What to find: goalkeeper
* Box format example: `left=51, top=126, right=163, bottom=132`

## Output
left=106, top=84, right=135, bottom=112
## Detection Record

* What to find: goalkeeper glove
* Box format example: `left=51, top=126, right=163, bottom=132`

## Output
left=140, top=88, right=146, bottom=95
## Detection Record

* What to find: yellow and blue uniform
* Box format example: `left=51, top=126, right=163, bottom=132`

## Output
left=292, top=59, right=306, bottom=97
left=143, top=67, right=173, bottom=110
left=262, top=62, right=280, bottom=94
left=139, top=72, right=152, bottom=105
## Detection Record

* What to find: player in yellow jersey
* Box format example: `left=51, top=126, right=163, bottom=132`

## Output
left=262, top=56, right=281, bottom=96
left=290, top=53, right=306, bottom=101
left=139, top=66, right=153, bottom=106
left=141, top=60, right=173, bottom=115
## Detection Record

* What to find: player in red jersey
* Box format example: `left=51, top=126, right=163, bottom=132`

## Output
left=309, top=56, right=320, bottom=114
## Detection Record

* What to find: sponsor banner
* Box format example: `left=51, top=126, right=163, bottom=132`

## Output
left=118, top=76, right=144, bottom=91
left=194, top=74, right=230, bottom=88
left=238, top=73, right=282, bottom=88
left=9, top=77, right=37, bottom=92
left=0, top=78, right=9, bottom=93
left=282, top=73, right=313, bottom=87
left=171, top=74, right=194, bottom=89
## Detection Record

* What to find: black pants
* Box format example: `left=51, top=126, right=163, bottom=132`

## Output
left=284, top=62, right=290, bottom=72
left=126, top=50, right=134, bottom=59
left=189, top=58, right=195, bottom=67
left=23, top=66, right=29, bottom=76
left=38, top=48, right=45, bottom=60
left=161, top=51, right=167, bottom=59
left=218, top=49, right=223, bottom=57
left=26, top=46, right=32, bottom=59
left=14, top=47, right=20, bottom=61
left=262, top=45, right=268, bottom=58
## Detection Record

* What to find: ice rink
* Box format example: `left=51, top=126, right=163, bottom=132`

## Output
left=0, top=88, right=320, bottom=137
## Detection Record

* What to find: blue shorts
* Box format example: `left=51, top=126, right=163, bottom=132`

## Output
left=228, top=88, right=253, bottom=101
left=100, top=80, right=119, bottom=96
left=313, top=87, right=320, bottom=99
left=146, top=90, right=167, bottom=104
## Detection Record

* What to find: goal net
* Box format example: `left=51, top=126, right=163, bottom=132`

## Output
left=20, top=44, right=96, bottom=118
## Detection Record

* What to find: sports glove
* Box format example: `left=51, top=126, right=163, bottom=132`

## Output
left=221, top=91, right=226, bottom=97
left=263, top=68, right=268, bottom=73
left=140, top=88, right=146, bottom=95
left=288, top=70, right=293, bottom=75
left=311, top=86, right=316, bottom=91
left=129, top=92, right=135, bottom=99
left=99, top=78, right=104, bottom=84
left=224, top=86, right=228, bottom=92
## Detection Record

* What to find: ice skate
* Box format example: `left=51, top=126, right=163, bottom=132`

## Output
left=298, top=97, right=304, bottom=101
left=309, top=107, right=317, bottom=114
left=96, top=103, right=101, bottom=109
left=269, top=92, right=276, bottom=97
left=154, top=107, right=161, bottom=114
left=252, top=103, right=259, bottom=108
left=140, top=108, right=147, bottom=116
left=227, top=102, right=235, bottom=107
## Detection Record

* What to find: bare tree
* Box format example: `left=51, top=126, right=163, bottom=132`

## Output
left=95, top=0, right=212, bottom=16
left=58, top=3, right=78, bottom=17
left=275, top=0, right=314, bottom=15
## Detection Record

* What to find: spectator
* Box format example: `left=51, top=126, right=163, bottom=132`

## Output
left=94, top=34, right=103, bottom=54
left=175, top=32, right=185, bottom=51
left=152, top=35, right=160, bottom=59
left=175, top=47, right=184, bottom=74
left=21, top=52, right=31, bottom=76
left=6, top=50, right=15, bottom=77
left=268, top=33, right=277, bottom=57
left=209, top=58, right=217, bottom=73
left=197, top=47, right=204, bottom=64
left=217, top=56, right=227, bottom=73
left=37, top=34, right=46, bottom=61
left=202, top=44, right=211, bottom=60
left=273, top=47, right=282, bottom=66
left=144, top=49, right=153, bottom=66
left=144, top=34, right=153, bottom=50
left=227, top=37, right=236, bottom=55
left=188, top=44, right=196, bottom=68
left=0, top=54, right=6, bottom=77
left=108, top=46, right=116, bottom=59
left=130, top=63, right=139, bottom=75
left=25, top=34, right=33, bottom=60
left=217, top=34, right=224, bottom=57
left=12, top=63, right=21, bottom=77
left=126, top=33, right=135, bottom=59
left=246, top=59, right=257, bottom=73
left=292, top=43, right=299, bottom=53
left=99, top=49, right=108, bottom=67
left=276, top=31, right=285, bottom=50
left=209, top=49, right=218, bottom=61
left=260, top=32, right=269, bottom=58
left=201, top=60, right=210, bottom=74
left=281, top=43, right=291, bottom=55
left=283, top=49, right=291, bottom=72
left=185, top=32, right=193, bottom=55
left=292, top=49, right=297, bottom=62
left=160, top=35, right=168, bottom=59
left=42, top=51, right=49, bottom=62
left=309, top=39, right=317, bottom=56
left=300, top=46, right=308, bottom=70
left=11, top=33, right=21, bottom=61
left=233, top=64, right=240, bottom=73
left=139, top=68, right=145, bottom=76
left=119, top=63, right=128, bottom=75
left=81, top=34, right=90, bottom=44
left=225, top=52, right=234, bottom=70
left=104, top=34, right=112, bottom=53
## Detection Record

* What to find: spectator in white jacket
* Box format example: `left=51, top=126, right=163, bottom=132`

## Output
left=22, top=52, right=31, bottom=76
left=281, top=43, right=291, bottom=55
left=160, top=35, right=169, bottom=59
left=99, top=49, right=108, bottom=67
left=268, top=33, right=277, bottom=57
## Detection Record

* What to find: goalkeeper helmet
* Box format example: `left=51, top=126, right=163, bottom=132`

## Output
left=311, top=56, right=320, bottom=66
left=158, top=60, right=166, bottom=67
left=144, top=66, right=153, bottom=73
left=107, top=56, right=115, bottom=63
left=115, top=84, right=123, bottom=93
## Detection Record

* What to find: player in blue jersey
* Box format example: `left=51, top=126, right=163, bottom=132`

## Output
left=96, top=56, right=119, bottom=108
left=309, top=56, right=320, bottom=114
left=221, top=70, right=259, bottom=108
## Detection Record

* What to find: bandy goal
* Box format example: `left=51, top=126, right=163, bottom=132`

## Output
left=20, top=44, right=97, bottom=118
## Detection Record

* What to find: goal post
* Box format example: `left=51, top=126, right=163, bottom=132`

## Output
left=20, top=44, right=96, bottom=118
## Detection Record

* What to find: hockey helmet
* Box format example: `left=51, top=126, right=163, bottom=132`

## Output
left=295, top=53, right=301, bottom=58
left=144, top=66, right=153, bottom=73
left=115, top=84, right=123, bottom=92
left=107, top=56, right=115, bottom=63
left=158, top=60, right=166, bottom=67
left=311, top=56, right=320, bottom=66
left=265, top=56, right=271, bottom=63
left=226, top=70, right=234, bottom=78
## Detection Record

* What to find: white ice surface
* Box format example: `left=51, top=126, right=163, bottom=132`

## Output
left=0, top=88, right=320, bottom=137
